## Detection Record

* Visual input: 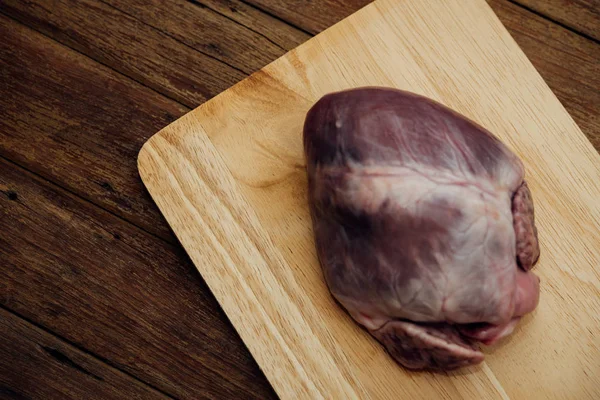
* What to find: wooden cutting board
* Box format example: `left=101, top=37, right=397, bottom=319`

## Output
left=137, top=0, right=600, bottom=398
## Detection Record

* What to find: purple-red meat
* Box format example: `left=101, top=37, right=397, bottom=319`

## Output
left=303, top=87, right=541, bottom=370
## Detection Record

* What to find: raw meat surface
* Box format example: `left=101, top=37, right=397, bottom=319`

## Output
left=303, top=87, right=541, bottom=370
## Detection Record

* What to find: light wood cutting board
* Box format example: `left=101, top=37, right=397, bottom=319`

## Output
left=137, top=0, right=600, bottom=398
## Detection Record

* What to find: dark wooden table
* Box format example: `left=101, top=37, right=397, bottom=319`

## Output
left=0, top=1, right=598, bottom=398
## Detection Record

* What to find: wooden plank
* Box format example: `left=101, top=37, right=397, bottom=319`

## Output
left=241, top=0, right=365, bottom=34
left=0, top=158, right=275, bottom=399
left=0, top=309, right=169, bottom=400
left=138, top=0, right=600, bottom=398
left=243, top=0, right=600, bottom=151
left=99, top=0, right=308, bottom=74
left=98, top=0, right=280, bottom=75
left=0, top=15, right=186, bottom=241
left=0, top=0, right=246, bottom=107
left=513, top=0, right=600, bottom=41
left=198, top=0, right=311, bottom=49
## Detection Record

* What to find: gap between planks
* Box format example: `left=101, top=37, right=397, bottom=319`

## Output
left=508, top=0, right=600, bottom=44
left=185, top=0, right=289, bottom=52
left=0, top=304, right=177, bottom=399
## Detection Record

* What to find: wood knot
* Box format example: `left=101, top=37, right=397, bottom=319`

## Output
left=100, top=182, right=115, bottom=193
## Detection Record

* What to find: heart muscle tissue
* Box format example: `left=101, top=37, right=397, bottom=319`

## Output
left=303, top=87, right=541, bottom=370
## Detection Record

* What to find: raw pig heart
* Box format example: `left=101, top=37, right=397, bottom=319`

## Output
left=303, top=87, right=541, bottom=370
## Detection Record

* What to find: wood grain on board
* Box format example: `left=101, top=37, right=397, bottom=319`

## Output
left=514, top=0, right=600, bottom=41
left=0, top=309, right=168, bottom=400
left=139, top=0, right=600, bottom=398
left=0, top=158, right=275, bottom=399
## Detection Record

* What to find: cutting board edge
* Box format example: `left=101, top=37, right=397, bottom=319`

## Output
left=136, top=125, right=375, bottom=400
left=136, top=0, right=388, bottom=175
